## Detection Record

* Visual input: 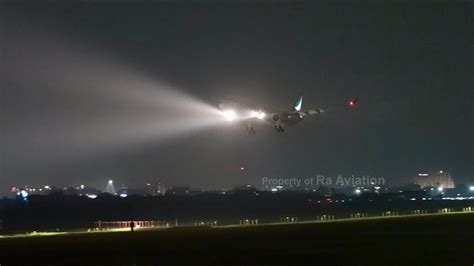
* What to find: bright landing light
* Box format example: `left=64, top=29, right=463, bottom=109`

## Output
left=250, top=110, right=266, bottom=120
left=222, top=110, right=237, bottom=121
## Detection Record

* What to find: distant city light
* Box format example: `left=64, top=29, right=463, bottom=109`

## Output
left=437, top=187, right=443, bottom=192
left=108, top=180, right=113, bottom=185
left=119, top=193, right=128, bottom=198
left=44, top=185, right=50, bottom=189
left=80, top=185, right=85, bottom=190
left=355, top=189, right=361, bottom=194
left=418, top=173, right=429, bottom=176
left=469, top=186, right=474, bottom=191
left=240, top=166, right=245, bottom=171
left=439, top=170, right=443, bottom=173
left=17, top=189, right=29, bottom=201
left=87, top=194, right=97, bottom=199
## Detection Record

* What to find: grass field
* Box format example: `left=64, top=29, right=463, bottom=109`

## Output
left=1, top=213, right=473, bottom=265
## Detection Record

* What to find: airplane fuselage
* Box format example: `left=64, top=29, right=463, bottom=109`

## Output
left=266, top=111, right=303, bottom=127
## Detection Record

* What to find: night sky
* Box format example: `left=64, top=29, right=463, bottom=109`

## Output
left=1, top=2, right=472, bottom=192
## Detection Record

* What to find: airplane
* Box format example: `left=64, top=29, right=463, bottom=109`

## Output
left=219, top=96, right=325, bottom=134
left=348, top=99, right=358, bottom=107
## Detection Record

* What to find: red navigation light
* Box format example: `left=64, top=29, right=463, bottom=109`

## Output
left=348, top=99, right=357, bottom=108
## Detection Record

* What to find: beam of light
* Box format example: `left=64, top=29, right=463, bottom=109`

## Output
left=222, top=110, right=237, bottom=121
left=250, top=110, right=266, bottom=120
left=2, top=22, right=230, bottom=176
left=105, top=180, right=116, bottom=194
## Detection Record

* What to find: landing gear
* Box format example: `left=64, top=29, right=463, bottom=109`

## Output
left=247, top=122, right=256, bottom=135
left=275, top=125, right=284, bottom=133
left=247, top=127, right=256, bottom=135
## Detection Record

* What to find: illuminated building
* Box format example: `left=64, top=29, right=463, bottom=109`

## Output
left=145, top=177, right=165, bottom=196
left=413, top=171, right=455, bottom=189
left=165, top=186, right=191, bottom=196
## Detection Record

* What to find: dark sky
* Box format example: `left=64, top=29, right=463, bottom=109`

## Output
left=1, top=2, right=473, bottom=192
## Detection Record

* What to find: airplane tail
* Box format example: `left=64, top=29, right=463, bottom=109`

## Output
left=292, top=95, right=302, bottom=111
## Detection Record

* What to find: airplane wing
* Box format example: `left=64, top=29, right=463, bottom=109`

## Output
left=298, top=109, right=324, bottom=117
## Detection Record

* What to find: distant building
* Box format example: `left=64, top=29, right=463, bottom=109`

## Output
left=145, top=177, right=165, bottom=196
left=127, top=187, right=149, bottom=196
left=414, top=171, right=455, bottom=189
left=165, top=186, right=191, bottom=196
left=231, top=184, right=257, bottom=195
left=232, top=184, right=255, bottom=191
